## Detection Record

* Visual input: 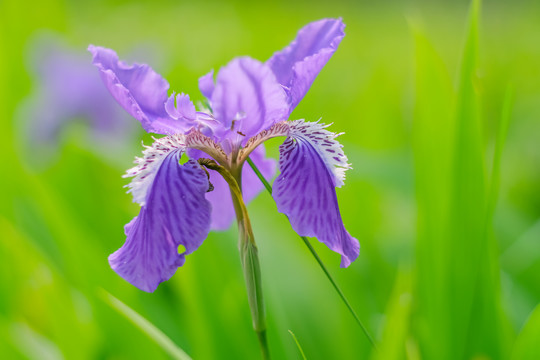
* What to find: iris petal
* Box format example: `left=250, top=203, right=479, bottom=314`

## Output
left=110, top=155, right=212, bottom=292
left=124, top=134, right=187, bottom=205
left=89, top=45, right=183, bottom=135
left=272, top=120, right=358, bottom=267
left=212, top=57, right=289, bottom=145
left=198, top=70, right=215, bottom=100
left=204, top=169, right=235, bottom=230
left=165, top=92, right=197, bottom=122
left=267, top=18, right=345, bottom=112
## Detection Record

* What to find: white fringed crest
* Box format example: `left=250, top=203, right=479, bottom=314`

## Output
left=288, top=119, right=351, bottom=187
left=123, top=134, right=186, bottom=206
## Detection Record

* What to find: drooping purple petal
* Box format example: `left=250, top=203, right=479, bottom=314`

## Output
left=267, top=18, right=345, bottom=112
left=272, top=120, right=358, bottom=267
left=110, top=154, right=212, bottom=292
left=212, top=57, right=289, bottom=146
left=199, top=70, right=215, bottom=100
left=124, top=134, right=187, bottom=205
left=89, top=45, right=184, bottom=135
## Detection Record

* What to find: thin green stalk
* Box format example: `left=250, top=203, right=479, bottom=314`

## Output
left=248, top=157, right=273, bottom=194
left=247, top=157, right=377, bottom=349
left=288, top=330, right=307, bottom=360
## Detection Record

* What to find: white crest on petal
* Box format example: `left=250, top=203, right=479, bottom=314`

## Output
left=239, top=121, right=290, bottom=162
left=288, top=119, right=351, bottom=187
left=185, top=129, right=228, bottom=165
left=123, top=134, right=186, bottom=206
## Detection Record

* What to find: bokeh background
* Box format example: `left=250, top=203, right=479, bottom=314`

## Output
left=1, top=0, right=539, bottom=359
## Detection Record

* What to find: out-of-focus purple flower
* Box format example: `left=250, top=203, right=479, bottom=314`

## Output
left=19, top=35, right=137, bottom=165
left=90, top=18, right=359, bottom=292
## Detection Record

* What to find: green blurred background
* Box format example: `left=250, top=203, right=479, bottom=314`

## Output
left=1, top=0, right=539, bottom=359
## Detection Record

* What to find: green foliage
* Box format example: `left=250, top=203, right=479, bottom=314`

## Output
left=1, top=0, right=539, bottom=359
left=100, top=290, right=192, bottom=360
left=511, top=304, right=540, bottom=360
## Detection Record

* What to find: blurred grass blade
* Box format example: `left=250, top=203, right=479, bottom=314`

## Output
left=370, top=267, right=412, bottom=360
left=288, top=330, right=307, bottom=360
left=501, top=217, right=540, bottom=273
left=511, top=304, right=540, bottom=360
left=487, top=86, right=513, bottom=219
left=99, top=290, right=192, bottom=360
left=410, top=17, right=455, bottom=360
left=412, top=0, right=506, bottom=358
left=451, top=0, right=484, bottom=352
left=10, top=322, right=64, bottom=360
left=450, top=1, right=506, bottom=358
left=246, top=157, right=377, bottom=349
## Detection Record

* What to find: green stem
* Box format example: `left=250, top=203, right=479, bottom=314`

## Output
left=246, top=157, right=377, bottom=350
left=288, top=330, right=307, bottom=360
left=200, top=159, right=270, bottom=359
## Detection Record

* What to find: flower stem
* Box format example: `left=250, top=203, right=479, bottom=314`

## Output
left=246, top=157, right=377, bottom=350
left=200, top=159, right=270, bottom=359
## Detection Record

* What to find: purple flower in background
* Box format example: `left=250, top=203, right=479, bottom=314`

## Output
left=90, top=18, right=359, bottom=292
left=19, top=34, right=137, bottom=165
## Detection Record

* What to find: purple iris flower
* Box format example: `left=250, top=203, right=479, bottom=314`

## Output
left=19, top=34, right=136, bottom=165
left=89, top=18, right=359, bottom=293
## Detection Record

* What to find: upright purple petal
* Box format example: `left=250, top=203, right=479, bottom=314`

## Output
left=199, top=70, right=215, bottom=100
left=110, top=151, right=212, bottom=292
left=89, top=45, right=184, bottom=135
left=272, top=120, right=358, bottom=267
left=165, top=92, right=197, bottom=121
left=267, top=18, right=345, bottom=112
left=212, top=57, right=289, bottom=146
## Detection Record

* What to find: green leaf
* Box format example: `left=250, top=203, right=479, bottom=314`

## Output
left=98, top=290, right=192, bottom=360
left=288, top=330, right=307, bottom=360
left=412, top=1, right=508, bottom=358
left=410, top=18, right=455, bottom=360
left=511, top=304, right=540, bottom=360
left=370, top=268, right=413, bottom=360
